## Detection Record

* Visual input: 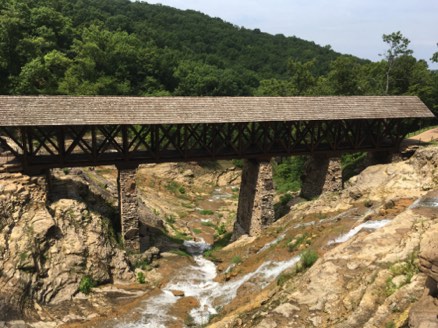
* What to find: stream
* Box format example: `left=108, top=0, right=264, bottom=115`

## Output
left=118, top=217, right=394, bottom=327
left=121, top=239, right=300, bottom=327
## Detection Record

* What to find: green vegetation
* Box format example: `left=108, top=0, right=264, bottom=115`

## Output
left=272, top=157, right=307, bottom=193
left=78, top=276, right=95, bottom=294
left=385, top=252, right=419, bottom=296
left=203, top=232, right=232, bottom=261
left=231, top=255, right=242, bottom=265
left=287, top=233, right=309, bottom=252
left=136, top=271, right=146, bottom=284
left=171, top=249, right=192, bottom=257
left=277, top=271, right=296, bottom=287
left=192, top=228, right=202, bottom=234
left=341, top=152, right=368, bottom=181
left=201, top=220, right=216, bottom=228
left=165, top=215, right=176, bottom=225
left=199, top=209, right=214, bottom=216
left=214, top=223, right=227, bottom=237
left=300, top=249, right=318, bottom=269
left=165, top=181, right=186, bottom=196
left=0, top=1, right=435, bottom=118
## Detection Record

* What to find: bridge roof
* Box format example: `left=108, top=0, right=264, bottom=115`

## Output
left=0, top=96, right=433, bottom=126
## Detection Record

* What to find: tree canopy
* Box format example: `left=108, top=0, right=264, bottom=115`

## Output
left=0, top=0, right=437, bottom=115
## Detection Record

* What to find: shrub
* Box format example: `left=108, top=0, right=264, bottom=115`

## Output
left=137, top=271, right=146, bottom=284
left=272, top=156, right=306, bottom=193
left=231, top=255, right=242, bottom=264
left=78, top=276, right=95, bottom=294
left=300, top=249, right=318, bottom=269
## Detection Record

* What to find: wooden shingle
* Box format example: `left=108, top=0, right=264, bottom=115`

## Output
left=0, top=96, right=434, bottom=126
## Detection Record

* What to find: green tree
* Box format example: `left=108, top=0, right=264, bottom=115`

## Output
left=432, top=43, right=438, bottom=63
left=380, top=31, right=413, bottom=94
left=287, top=59, right=316, bottom=95
left=326, top=56, right=363, bottom=95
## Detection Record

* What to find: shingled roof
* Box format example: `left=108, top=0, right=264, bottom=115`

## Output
left=0, top=96, right=434, bottom=126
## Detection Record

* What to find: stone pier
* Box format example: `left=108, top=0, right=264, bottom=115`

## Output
left=300, top=155, right=342, bottom=200
left=117, top=165, right=140, bottom=252
left=232, top=159, right=275, bottom=240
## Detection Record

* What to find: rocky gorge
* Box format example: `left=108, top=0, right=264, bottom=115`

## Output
left=0, top=144, right=437, bottom=327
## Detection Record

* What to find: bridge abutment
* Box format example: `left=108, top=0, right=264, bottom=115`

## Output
left=232, top=159, right=275, bottom=240
left=117, top=165, right=140, bottom=252
left=300, top=155, right=342, bottom=200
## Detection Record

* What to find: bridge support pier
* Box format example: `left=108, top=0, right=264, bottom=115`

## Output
left=300, top=155, right=342, bottom=200
left=232, top=159, right=275, bottom=240
left=117, top=165, right=140, bottom=252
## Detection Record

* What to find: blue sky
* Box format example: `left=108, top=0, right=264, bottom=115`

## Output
left=144, top=0, right=438, bottom=69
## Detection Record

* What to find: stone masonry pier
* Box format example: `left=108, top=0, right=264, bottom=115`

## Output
left=232, top=160, right=275, bottom=240
left=117, top=166, right=140, bottom=252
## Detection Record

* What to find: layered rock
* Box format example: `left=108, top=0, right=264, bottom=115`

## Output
left=209, top=146, right=438, bottom=328
left=0, top=170, right=134, bottom=321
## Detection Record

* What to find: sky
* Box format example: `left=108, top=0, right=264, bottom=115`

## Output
left=144, top=0, right=438, bottom=69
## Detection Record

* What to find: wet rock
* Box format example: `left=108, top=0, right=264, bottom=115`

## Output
left=171, top=290, right=185, bottom=297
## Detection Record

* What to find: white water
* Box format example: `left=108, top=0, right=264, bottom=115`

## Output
left=119, top=239, right=300, bottom=327
left=327, top=219, right=391, bottom=245
left=409, top=197, right=438, bottom=209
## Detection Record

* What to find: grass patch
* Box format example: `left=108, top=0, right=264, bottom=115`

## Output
left=300, top=249, right=318, bottom=269
left=199, top=209, right=214, bottom=215
left=193, top=228, right=202, bottom=234
left=165, top=215, right=176, bottom=225
left=165, top=181, right=187, bottom=196
left=287, top=233, right=309, bottom=252
left=277, top=271, right=296, bottom=286
left=231, top=255, right=242, bottom=264
left=78, top=276, right=95, bottom=295
left=214, top=223, right=227, bottom=237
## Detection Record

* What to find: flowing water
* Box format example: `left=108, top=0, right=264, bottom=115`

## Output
left=409, top=197, right=438, bottom=209
left=118, top=216, right=393, bottom=327
left=119, top=239, right=300, bottom=327
left=327, top=219, right=391, bottom=245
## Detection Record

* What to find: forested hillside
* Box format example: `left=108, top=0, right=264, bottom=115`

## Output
left=0, top=0, right=437, bottom=113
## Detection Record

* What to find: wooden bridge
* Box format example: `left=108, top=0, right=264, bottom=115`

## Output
left=0, top=96, right=434, bottom=250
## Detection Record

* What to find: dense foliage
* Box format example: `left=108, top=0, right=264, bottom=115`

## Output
left=1, top=0, right=436, bottom=113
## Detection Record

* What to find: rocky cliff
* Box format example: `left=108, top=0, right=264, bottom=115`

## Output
left=0, top=170, right=134, bottom=322
left=208, top=146, right=438, bottom=328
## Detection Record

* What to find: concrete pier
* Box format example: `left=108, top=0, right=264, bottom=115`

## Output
left=232, top=160, right=275, bottom=240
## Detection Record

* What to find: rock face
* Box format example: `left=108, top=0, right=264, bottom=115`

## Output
left=210, top=146, right=438, bottom=328
left=0, top=170, right=134, bottom=321
left=233, top=160, right=274, bottom=240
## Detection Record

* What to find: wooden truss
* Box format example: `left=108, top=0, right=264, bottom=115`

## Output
left=0, top=119, right=413, bottom=173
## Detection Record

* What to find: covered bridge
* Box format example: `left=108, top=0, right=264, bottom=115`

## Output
left=0, top=95, right=434, bottom=250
